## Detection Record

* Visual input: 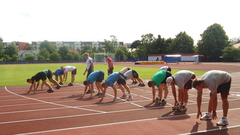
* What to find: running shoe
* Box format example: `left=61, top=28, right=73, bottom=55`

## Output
left=180, top=106, right=187, bottom=112
left=161, top=99, right=167, bottom=104
left=121, top=93, right=127, bottom=99
left=172, top=103, right=179, bottom=111
left=156, top=97, right=160, bottom=103
left=86, top=89, right=95, bottom=94
left=127, top=95, right=133, bottom=101
left=68, top=83, right=73, bottom=86
left=98, top=93, right=103, bottom=98
left=95, top=92, right=100, bottom=96
left=217, top=117, right=229, bottom=126
left=140, top=84, right=145, bottom=87
left=59, top=82, right=63, bottom=85
left=47, top=89, right=54, bottom=93
left=56, top=85, right=61, bottom=89
left=200, top=113, right=212, bottom=120
left=138, top=84, right=142, bottom=86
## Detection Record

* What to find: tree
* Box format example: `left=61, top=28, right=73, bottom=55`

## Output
left=25, top=55, right=35, bottom=62
left=110, top=35, right=118, bottom=47
left=152, top=35, right=169, bottom=54
left=222, top=46, right=240, bottom=61
left=65, top=52, right=74, bottom=60
left=72, top=52, right=80, bottom=60
left=39, top=40, right=57, bottom=54
left=76, top=48, right=81, bottom=55
left=197, top=23, right=229, bottom=61
left=131, top=40, right=141, bottom=49
left=11, top=54, right=19, bottom=62
left=26, top=44, right=35, bottom=50
left=0, top=38, right=4, bottom=58
left=38, top=48, right=50, bottom=60
left=115, top=49, right=125, bottom=61
left=3, top=54, right=11, bottom=61
left=58, top=46, right=70, bottom=60
left=164, top=38, right=173, bottom=53
left=103, top=39, right=115, bottom=53
left=5, top=42, right=18, bottom=57
left=97, top=46, right=105, bottom=53
left=136, top=33, right=156, bottom=58
left=50, top=52, right=61, bottom=62
left=170, top=31, right=194, bottom=53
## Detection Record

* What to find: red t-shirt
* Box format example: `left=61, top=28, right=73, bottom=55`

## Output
left=107, top=57, right=114, bottom=68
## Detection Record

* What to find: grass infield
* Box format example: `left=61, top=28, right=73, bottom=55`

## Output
left=0, top=63, right=206, bottom=86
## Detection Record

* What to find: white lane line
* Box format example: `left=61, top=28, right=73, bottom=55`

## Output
left=179, top=125, right=240, bottom=135
left=17, top=108, right=240, bottom=135
left=105, top=92, right=145, bottom=108
left=5, top=86, right=106, bottom=113
left=0, top=107, right=67, bottom=115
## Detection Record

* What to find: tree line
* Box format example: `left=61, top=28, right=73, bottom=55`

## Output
left=0, top=23, right=240, bottom=63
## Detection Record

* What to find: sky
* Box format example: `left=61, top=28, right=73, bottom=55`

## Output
left=0, top=0, right=239, bottom=45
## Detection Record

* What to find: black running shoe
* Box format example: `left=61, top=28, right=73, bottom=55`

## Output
left=47, top=89, right=54, bottom=93
left=59, top=82, right=63, bottom=85
left=86, top=89, right=91, bottom=94
left=56, top=85, right=61, bottom=89
left=68, top=83, right=73, bottom=86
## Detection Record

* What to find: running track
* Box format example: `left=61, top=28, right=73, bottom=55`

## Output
left=1, top=62, right=240, bottom=135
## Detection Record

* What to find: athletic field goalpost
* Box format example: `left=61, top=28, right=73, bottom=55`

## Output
left=94, top=53, right=115, bottom=64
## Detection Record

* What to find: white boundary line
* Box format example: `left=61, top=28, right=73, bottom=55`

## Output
left=5, top=86, right=106, bottom=113
left=16, top=107, right=240, bottom=135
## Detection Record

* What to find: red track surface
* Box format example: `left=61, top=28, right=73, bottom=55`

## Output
left=1, top=62, right=240, bottom=135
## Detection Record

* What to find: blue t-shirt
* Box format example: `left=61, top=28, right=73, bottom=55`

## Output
left=87, top=70, right=102, bottom=84
left=55, top=68, right=64, bottom=77
left=105, top=72, right=120, bottom=87
left=43, top=69, right=48, bottom=74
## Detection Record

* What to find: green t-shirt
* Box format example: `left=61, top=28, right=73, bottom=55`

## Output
left=152, top=70, right=166, bottom=87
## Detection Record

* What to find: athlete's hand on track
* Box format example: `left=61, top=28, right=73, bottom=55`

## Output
left=197, top=111, right=202, bottom=119
left=212, top=112, right=217, bottom=120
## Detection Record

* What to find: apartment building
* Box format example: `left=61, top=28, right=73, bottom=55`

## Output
left=2, top=41, right=29, bottom=50
left=32, top=41, right=124, bottom=50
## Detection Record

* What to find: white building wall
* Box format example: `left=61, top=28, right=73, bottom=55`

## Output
left=74, top=42, right=81, bottom=50
left=92, top=42, right=99, bottom=49
left=181, top=56, right=195, bottom=62
left=148, top=56, right=162, bottom=61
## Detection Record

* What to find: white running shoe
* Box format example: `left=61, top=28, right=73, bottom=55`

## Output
left=127, top=95, right=133, bottom=101
left=200, top=113, right=212, bottom=120
left=120, top=93, right=127, bottom=99
left=217, top=117, right=229, bottom=126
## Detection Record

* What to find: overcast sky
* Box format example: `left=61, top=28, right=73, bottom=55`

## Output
left=0, top=0, right=239, bottom=45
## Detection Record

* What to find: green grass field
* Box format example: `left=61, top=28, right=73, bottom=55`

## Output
left=0, top=63, right=206, bottom=86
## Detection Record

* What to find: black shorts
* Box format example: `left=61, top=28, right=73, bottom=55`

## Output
left=162, top=71, right=172, bottom=84
left=46, top=70, right=53, bottom=79
left=132, top=70, right=139, bottom=78
left=217, top=78, right=231, bottom=99
left=72, top=69, right=77, bottom=75
left=96, top=71, right=104, bottom=82
left=108, top=68, right=114, bottom=74
left=117, top=78, right=126, bottom=85
left=184, top=74, right=196, bottom=89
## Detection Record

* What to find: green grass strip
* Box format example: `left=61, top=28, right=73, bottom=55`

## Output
left=0, top=63, right=206, bottom=86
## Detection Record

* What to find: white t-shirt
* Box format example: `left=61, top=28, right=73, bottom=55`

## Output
left=86, top=57, right=93, bottom=69
left=64, top=66, right=76, bottom=72
left=119, top=67, right=130, bottom=74
left=159, top=66, right=170, bottom=71
left=201, top=70, right=231, bottom=93
left=124, top=70, right=133, bottom=80
left=173, top=70, right=195, bottom=89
